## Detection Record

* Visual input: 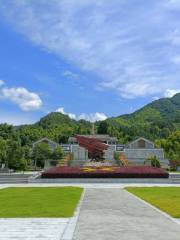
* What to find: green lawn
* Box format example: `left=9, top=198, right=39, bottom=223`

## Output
left=0, top=187, right=83, bottom=218
left=126, top=187, right=180, bottom=218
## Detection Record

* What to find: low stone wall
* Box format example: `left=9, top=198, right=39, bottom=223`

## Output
left=29, top=177, right=174, bottom=184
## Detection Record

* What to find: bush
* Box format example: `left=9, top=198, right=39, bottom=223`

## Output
left=146, top=156, right=161, bottom=168
left=169, top=159, right=180, bottom=170
left=114, top=152, right=121, bottom=166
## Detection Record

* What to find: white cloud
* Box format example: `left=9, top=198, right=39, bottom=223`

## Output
left=63, top=71, right=79, bottom=79
left=1, top=87, right=42, bottom=111
left=56, top=107, right=76, bottom=119
left=164, top=89, right=180, bottom=97
left=165, top=0, right=180, bottom=9
left=56, top=107, right=107, bottom=122
left=152, top=96, right=159, bottom=100
left=0, top=80, right=4, bottom=87
left=171, top=55, right=180, bottom=64
left=78, top=112, right=107, bottom=122
left=118, top=82, right=156, bottom=99
left=0, top=1, right=180, bottom=98
left=169, top=29, right=180, bottom=46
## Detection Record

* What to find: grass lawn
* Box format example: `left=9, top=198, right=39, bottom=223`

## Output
left=0, top=187, right=83, bottom=218
left=126, top=187, right=180, bottom=218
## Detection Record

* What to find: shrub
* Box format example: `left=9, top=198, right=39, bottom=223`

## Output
left=114, top=152, right=121, bottom=166
left=169, top=159, right=180, bottom=170
left=146, top=155, right=161, bottom=168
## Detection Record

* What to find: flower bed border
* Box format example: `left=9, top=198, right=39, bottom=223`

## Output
left=41, top=166, right=169, bottom=179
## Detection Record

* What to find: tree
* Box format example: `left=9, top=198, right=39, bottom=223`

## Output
left=0, top=124, right=16, bottom=140
left=32, top=142, right=52, bottom=168
left=23, top=145, right=32, bottom=167
left=97, top=121, right=108, bottom=134
left=0, top=138, right=7, bottom=166
left=18, top=158, right=28, bottom=171
left=52, top=146, right=63, bottom=160
left=6, top=140, right=27, bottom=170
left=155, top=130, right=180, bottom=161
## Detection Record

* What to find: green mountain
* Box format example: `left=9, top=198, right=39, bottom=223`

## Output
left=15, top=112, right=92, bottom=145
left=97, top=93, right=180, bottom=142
left=29, top=93, right=179, bottom=144
left=37, top=112, right=92, bottom=133
left=115, top=93, right=180, bottom=123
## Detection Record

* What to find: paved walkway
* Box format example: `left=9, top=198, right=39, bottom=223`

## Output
left=0, top=215, right=80, bottom=240
left=74, top=188, right=180, bottom=240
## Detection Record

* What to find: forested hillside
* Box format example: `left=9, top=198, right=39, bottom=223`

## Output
left=0, top=93, right=179, bottom=169
left=98, top=93, right=180, bottom=142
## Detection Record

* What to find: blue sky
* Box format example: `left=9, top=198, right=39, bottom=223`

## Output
left=0, top=0, right=180, bottom=125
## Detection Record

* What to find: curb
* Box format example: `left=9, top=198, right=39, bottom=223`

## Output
left=61, top=188, right=86, bottom=240
left=125, top=188, right=180, bottom=226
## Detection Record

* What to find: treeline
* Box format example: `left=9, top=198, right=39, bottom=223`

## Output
left=0, top=114, right=93, bottom=170
left=0, top=124, right=64, bottom=170
left=155, top=131, right=180, bottom=161
left=0, top=121, right=179, bottom=171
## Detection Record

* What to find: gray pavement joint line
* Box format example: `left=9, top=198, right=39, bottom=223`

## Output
left=61, top=188, right=86, bottom=240
left=71, top=189, right=86, bottom=240
left=124, top=188, right=180, bottom=226
left=59, top=218, right=71, bottom=240
left=1, top=183, right=180, bottom=188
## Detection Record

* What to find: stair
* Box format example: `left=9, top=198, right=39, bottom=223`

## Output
left=170, top=174, right=180, bottom=184
left=119, top=153, right=129, bottom=166
left=0, top=174, right=31, bottom=184
left=58, top=154, right=72, bottom=167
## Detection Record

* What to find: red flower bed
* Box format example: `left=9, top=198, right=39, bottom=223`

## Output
left=41, top=166, right=169, bottom=178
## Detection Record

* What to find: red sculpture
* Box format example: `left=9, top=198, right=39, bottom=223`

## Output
left=75, top=135, right=108, bottom=161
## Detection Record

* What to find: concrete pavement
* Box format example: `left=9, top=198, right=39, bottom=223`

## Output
left=0, top=218, right=69, bottom=240
left=74, top=188, right=180, bottom=240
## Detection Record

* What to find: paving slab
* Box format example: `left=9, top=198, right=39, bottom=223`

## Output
left=0, top=211, right=81, bottom=240
left=73, top=188, right=180, bottom=240
left=0, top=218, right=68, bottom=240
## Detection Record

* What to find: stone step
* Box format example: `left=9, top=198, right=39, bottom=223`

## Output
left=0, top=174, right=30, bottom=183
left=0, top=177, right=29, bottom=179
left=0, top=175, right=31, bottom=178
left=0, top=181, right=28, bottom=184
left=170, top=175, right=180, bottom=179
left=171, top=178, right=180, bottom=182
left=0, top=176, right=30, bottom=180
left=0, top=178, right=28, bottom=181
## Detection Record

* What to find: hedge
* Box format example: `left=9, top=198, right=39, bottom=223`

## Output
left=41, top=166, right=169, bottom=178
